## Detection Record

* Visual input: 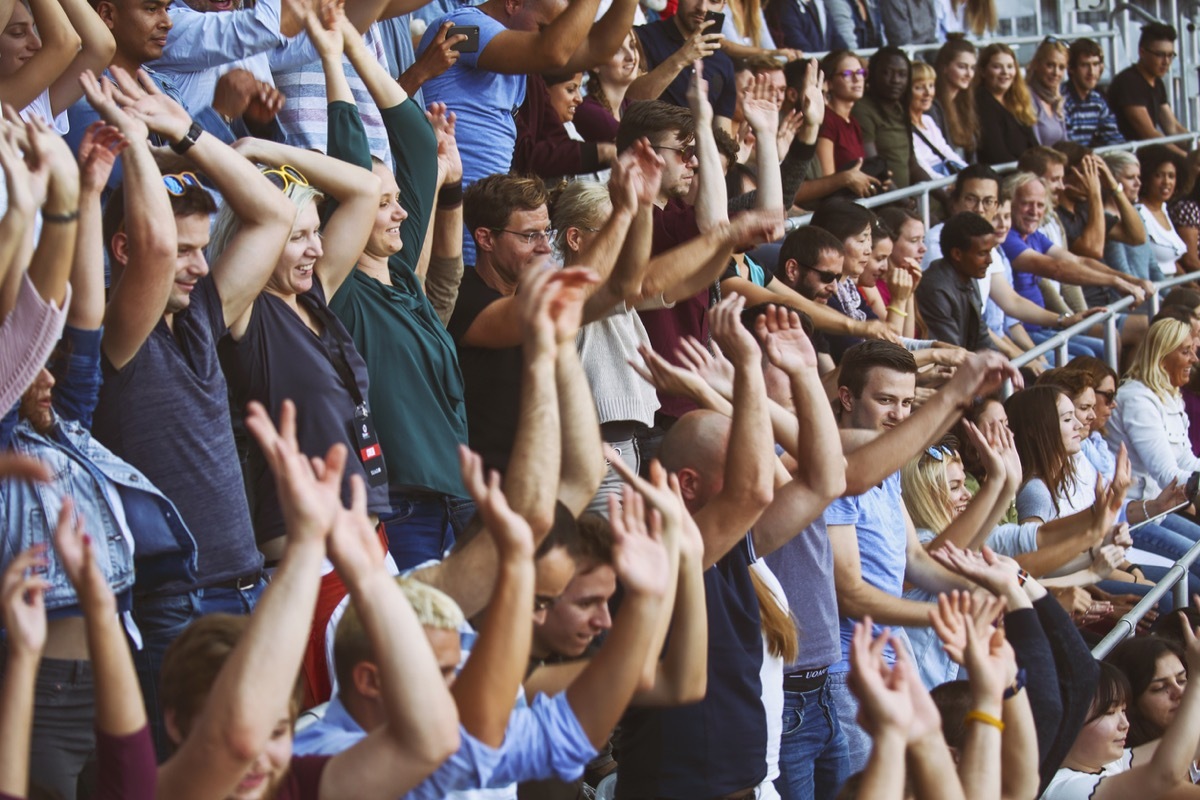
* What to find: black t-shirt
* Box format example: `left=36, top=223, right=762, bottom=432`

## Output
left=614, top=536, right=766, bottom=799
left=1108, top=65, right=1168, bottom=141
left=219, top=279, right=390, bottom=544
left=447, top=269, right=522, bottom=473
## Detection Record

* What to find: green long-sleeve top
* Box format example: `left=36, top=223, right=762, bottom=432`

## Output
left=326, top=99, right=468, bottom=498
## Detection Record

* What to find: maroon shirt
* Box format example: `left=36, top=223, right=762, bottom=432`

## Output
left=513, top=74, right=602, bottom=179
left=574, top=95, right=623, bottom=143
left=638, top=199, right=708, bottom=421
left=818, top=112, right=866, bottom=170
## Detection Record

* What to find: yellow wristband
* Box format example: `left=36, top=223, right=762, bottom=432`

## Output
left=965, top=709, right=1005, bottom=732
left=886, top=305, right=908, bottom=318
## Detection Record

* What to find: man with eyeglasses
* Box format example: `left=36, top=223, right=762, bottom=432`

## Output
left=1109, top=22, right=1189, bottom=156
left=1063, top=38, right=1125, bottom=148
left=82, top=69, right=299, bottom=755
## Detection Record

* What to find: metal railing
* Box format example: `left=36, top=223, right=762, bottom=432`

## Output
left=1092, top=535, right=1200, bottom=658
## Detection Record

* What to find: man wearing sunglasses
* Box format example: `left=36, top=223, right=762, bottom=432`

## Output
left=1109, top=22, right=1189, bottom=156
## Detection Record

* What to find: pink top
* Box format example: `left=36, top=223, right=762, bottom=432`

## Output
left=0, top=274, right=68, bottom=413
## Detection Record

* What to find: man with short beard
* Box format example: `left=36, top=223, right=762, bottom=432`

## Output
left=1063, top=37, right=1125, bottom=147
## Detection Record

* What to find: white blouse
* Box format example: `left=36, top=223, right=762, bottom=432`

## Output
left=1137, top=203, right=1186, bottom=276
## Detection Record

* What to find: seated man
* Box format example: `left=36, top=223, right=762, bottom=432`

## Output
left=1108, top=21, right=1189, bottom=157
left=915, top=212, right=1000, bottom=352
left=1063, top=38, right=1125, bottom=148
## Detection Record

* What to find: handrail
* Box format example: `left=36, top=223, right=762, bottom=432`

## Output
left=1091, top=535, right=1200, bottom=658
left=802, top=29, right=1119, bottom=64
left=1009, top=296, right=1135, bottom=369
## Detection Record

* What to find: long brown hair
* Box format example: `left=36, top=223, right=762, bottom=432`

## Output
left=975, top=43, right=1037, bottom=128
left=1005, top=386, right=1077, bottom=517
left=727, top=0, right=764, bottom=47
left=964, top=0, right=998, bottom=36
left=752, top=570, right=798, bottom=664
left=585, top=33, right=646, bottom=116
left=934, top=36, right=980, bottom=151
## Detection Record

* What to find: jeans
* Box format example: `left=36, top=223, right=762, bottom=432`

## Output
left=586, top=437, right=641, bottom=518
left=131, top=578, right=266, bottom=760
left=1028, top=328, right=1107, bottom=361
left=381, top=490, right=473, bottom=571
left=1131, top=514, right=1200, bottom=586
left=10, top=656, right=97, bottom=800
left=826, top=671, right=872, bottom=783
left=775, top=682, right=849, bottom=800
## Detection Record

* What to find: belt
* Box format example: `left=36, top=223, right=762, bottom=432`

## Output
left=712, top=789, right=757, bottom=800
left=600, top=420, right=640, bottom=443
left=783, top=666, right=829, bottom=694
left=210, top=570, right=263, bottom=592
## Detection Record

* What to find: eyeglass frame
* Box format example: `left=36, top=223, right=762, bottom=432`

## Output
left=961, top=194, right=999, bottom=212
left=1093, top=389, right=1116, bottom=404
left=835, top=68, right=868, bottom=79
left=162, top=171, right=202, bottom=196
left=261, top=164, right=310, bottom=192
left=652, top=143, right=698, bottom=162
left=492, top=228, right=558, bottom=246
left=1142, top=46, right=1177, bottom=61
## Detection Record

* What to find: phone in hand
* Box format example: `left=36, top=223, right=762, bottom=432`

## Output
left=446, top=24, right=480, bottom=53
left=703, top=10, right=725, bottom=31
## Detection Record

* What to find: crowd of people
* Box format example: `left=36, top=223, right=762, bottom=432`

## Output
left=5, top=0, right=1200, bottom=797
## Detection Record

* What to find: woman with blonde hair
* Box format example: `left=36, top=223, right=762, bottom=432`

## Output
left=974, top=43, right=1037, bottom=164
left=1107, top=317, right=1200, bottom=511
left=1026, top=38, right=1070, bottom=146
left=910, top=60, right=967, bottom=180
left=931, top=36, right=979, bottom=157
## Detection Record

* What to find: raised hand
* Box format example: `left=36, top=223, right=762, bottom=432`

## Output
left=776, top=109, right=804, bottom=156
left=459, top=444, right=534, bottom=560
left=328, top=474, right=387, bottom=587
left=77, top=122, right=127, bottom=196
left=52, top=500, right=114, bottom=614
left=755, top=304, right=818, bottom=373
left=929, top=589, right=1005, bottom=666
left=107, top=67, right=193, bottom=143
left=962, top=615, right=1015, bottom=705
left=630, top=344, right=714, bottom=405
left=305, top=4, right=345, bottom=61
left=892, top=638, right=945, bottom=743
left=604, top=451, right=687, bottom=545
left=416, top=21, right=467, bottom=82
left=243, top=399, right=345, bottom=546
left=607, top=147, right=640, bottom=216
left=0, top=122, right=35, bottom=215
left=947, top=350, right=1024, bottom=400
left=799, top=59, right=826, bottom=131
left=426, top=103, right=463, bottom=185
left=609, top=485, right=671, bottom=599
left=686, top=60, right=713, bottom=128
left=726, top=207, right=787, bottom=249
left=708, top=293, right=760, bottom=366
left=930, top=543, right=1020, bottom=598
left=78, top=71, right=149, bottom=141
left=885, top=261, right=914, bottom=306
left=676, top=336, right=735, bottom=398
left=1, top=546, right=49, bottom=658
left=847, top=619, right=912, bottom=737
left=679, top=21, right=722, bottom=67
left=741, top=73, right=780, bottom=137
left=626, top=138, right=665, bottom=207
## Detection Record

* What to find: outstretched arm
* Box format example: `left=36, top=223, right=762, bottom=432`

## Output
left=319, top=477, right=460, bottom=799
left=48, top=0, right=115, bottom=116
left=472, top=0, right=603, bottom=74
left=69, top=122, right=124, bottom=331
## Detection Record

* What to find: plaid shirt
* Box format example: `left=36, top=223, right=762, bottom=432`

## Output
left=1062, top=81, right=1126, bottom=147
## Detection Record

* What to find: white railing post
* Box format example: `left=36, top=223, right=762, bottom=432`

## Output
left=1104, top=313, right=1120, bottom=372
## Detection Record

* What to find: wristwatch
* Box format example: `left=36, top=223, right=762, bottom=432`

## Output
left=170, top=120, right=203, bottom=154
left=1055, top=312, right=1069, bottom=329
left=1004, top=668, right=1027, bottom=700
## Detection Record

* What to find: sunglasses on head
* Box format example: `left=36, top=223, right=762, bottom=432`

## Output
left=261, top=164, right=310, bottom=192
left=924, top=444, right=956, bottom=462
left=162, top=172, right=202, bottom=196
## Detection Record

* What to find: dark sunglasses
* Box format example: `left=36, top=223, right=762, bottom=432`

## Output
left=1094, top=389, right=1115, bottom=403
left=804, top=265, right=841, bottom=283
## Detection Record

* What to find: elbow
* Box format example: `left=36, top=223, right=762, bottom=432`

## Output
left=223, top=718, right=269, bottom=764
left=538, top=42, right=575, bottom=71
left=403, top=710, right=461, bottom=772
left=91, top=31, right=117, bottom=63
left=748, top=480, right=774, bottom=511
left=819, top=470, right=847, bottom=506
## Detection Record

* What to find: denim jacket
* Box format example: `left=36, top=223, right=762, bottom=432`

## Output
left=0, top=327, right=198, bottom=609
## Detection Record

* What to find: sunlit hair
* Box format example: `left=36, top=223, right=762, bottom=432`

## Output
left=161, top=614, right=304, bottom=743
left=1002, top=170, right=1043, bottom=203
left=1124, top=317, right=1193, bottom=401
left=727, top=0, right=765, bottom=47
left=934, top=36, right=980, bottom=150
left=975, top=43, right=1036, bottom=128
left=1026, top=38, right=1069, bottom=116
left=549, top=179, right=611, bottom=257
left=963, top=0, right=998, bottom=36
left=751, top=569, right=798, bottom=664
left=901, top=446, right=964, bottom=534
left=207, top=178, right=318, bottom=265
left=1005, top=385, right=1076, bottom=517
left=1105, top=636, right=1187, bottom=747
left=333, top=577, right=463, bottom=694
left=1037, top=365, right=1095, bottom=406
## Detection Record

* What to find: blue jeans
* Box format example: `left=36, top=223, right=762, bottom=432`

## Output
left=1131, top=514, right=1200, bottom=586
left=1028, top=328, right=1107, bottom=361
left=826, top=671, right=872, bottom=783
left=775, top=682, right=849, bottom=800
left=131, top=578, right=266, bottom=760
left=381, top=491, right=473, bottom=571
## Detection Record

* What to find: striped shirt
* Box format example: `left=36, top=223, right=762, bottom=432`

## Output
left=1062, top=81, right=1125, bottom=147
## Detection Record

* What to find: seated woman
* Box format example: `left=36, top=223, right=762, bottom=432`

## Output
left=1169, top=150, right=1200, bottom=274
left=856, top=214, right=916, bottom=338
left=515, top=66, right=616, bottom=182
left=911, top=60, right=967, bottom=182
left=931, top=36, right=979, bottom=161
left=1105, top=636, right=1189, bottom=749
left=1041, top=367, right=1200, bottom=589
left=1137, top=145, right=1187, bottom=278
left=1089, top=151, right=1165, bottom=308
left=1042, top=653, right=1200, bottom=800
left=720, top=0, right=800, bottom=61
left=812, top=50, right=884, bottom=200
left=973, top=43, right=1037, bottom=165
left=575, top=32, right=642, bottom=147
left=876, top=207, right=925, bottom=340
left=852, top=46, right=913, bottom=189
left=0, top=0, right=113, bottom=128
left=1107, top=317, right=1200, bottom=522
left=936, top=0, right=997, bottom=39
left=1025, top=37, right=1070, bottom=147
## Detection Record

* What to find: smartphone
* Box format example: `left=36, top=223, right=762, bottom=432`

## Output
left=446, top=24, right=480, bottom=53
left=703, top=10, right=725, bottom=31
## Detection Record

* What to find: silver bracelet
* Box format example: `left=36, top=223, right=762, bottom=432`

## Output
left=1142, top=499, right=1152, bottom=522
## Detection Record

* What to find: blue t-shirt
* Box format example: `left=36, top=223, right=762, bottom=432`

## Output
left=1001, top=227, right=1055, bottom=331
left=419, top=6, right=526, bottom=265
left=825, top=472, right=908, bottom=672
left=615, top=536, right=766, bottom=798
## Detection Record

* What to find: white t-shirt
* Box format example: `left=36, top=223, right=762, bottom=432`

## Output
left=1040, top=749, right=1133, bottom=799
left=1137, top=203, right=1186, bottom=276
left=21, top=89, right=70, bottom=135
